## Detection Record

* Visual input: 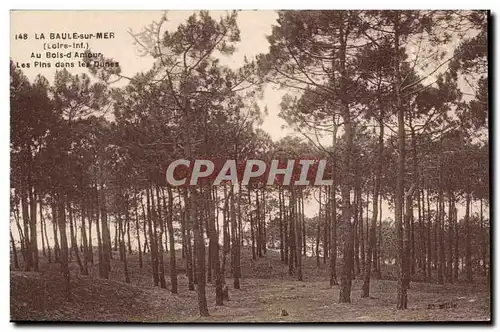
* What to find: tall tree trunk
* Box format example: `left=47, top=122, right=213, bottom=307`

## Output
left=262, top=188, right=267, bottom=254
left=353, top=179, right=360, bottom=278
left=281, top=195, right=290, bottom=265
left=29, top=186, right=39, bottom=271
left=465, top=192, right=473, bottom=282
left=362, top=115, right=383, bottom=297
left=207, top=188, right=223, bottom=305
left=279, top=188, right=285, bottom=262
left=317, top=187, right=322, bottom=267
left=13, top=204, right=27, bottom=264
left=330, top=183, right=339, bottom=286
left=182, top=189, right=195, bottom=291
left=141, top=196, right=149, bottom=254
left=126, top=208, right=132, bottom=255
left=114, top=220, right=119, bottom=252
left=191, top=188, right=209, bottom=316
left=100, top=187, right=111, bottom=276
left=134, top=192, right=143, bottom=268
left=393, top=12, right=409, bottom=310
left=447, top=192, right=454, bottom=283
left=21, top=185, right=32, bottom=271
left=437, top=164, right=445, bottom=284
left=323, top=188, right=329, bottom=264
left=419, top=188, right=426, bottom=281
left=68, top=200, right=85, bottom=274
left=163, top=187, right=178, bottom=293
left=58, top=194, right=71, bottom=301
left=288, top=194, right=295, bottom=275
left=80, top=201, right=89, bottom=274
left=376, top=194, right=383, bottom=274
left=11, top=229, right=19, bottom=268
left=221, top=185, right=230, bottom=284
left=426, top=189, right=432, bottom=280
left=231, top=185, right=241, bottom=289
left=360, top=191, right=365, bottom=278
left=480, top=198, right=486, bottom=276
left=118, top=207, right=130, bottom=283
left=155, top=185, right=167, bottom=289
left=338, top=15, right=354, bottom=303
left=293, top=188, right=303, bottom=281
left=146, top=187, right=159, bottom=286
left=249, top=190, right=256, bottom=260
left=301, top=193, right=306, bottom=256
left=95, top=191, right=104, bottom=277
left=39, top=199, right=46, bottom=258
left=255, top=190, right=262, bottom=258
left=41, top=203, right=52, bottom=263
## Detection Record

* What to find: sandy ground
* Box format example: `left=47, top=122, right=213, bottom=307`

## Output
left=10, top=250, right=490, bottom=323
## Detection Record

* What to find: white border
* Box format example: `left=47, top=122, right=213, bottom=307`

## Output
left=3, top=1, right=498, bottom=331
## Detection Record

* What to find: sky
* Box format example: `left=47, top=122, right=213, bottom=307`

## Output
left=10, top=10, right=292, bottom=141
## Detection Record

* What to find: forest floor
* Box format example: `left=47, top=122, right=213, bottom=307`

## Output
left=10, top=249, right=491, bottom=322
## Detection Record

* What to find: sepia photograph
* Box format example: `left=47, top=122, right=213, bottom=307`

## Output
left=9, top=9, right=490, bottom=323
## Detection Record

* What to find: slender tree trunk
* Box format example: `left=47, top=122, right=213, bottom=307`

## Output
left=447, top=192, right=454, bottom=283
left=39, top=199, right=46, bottom=258
left=480, top=198, right=486, bottom=276
left=134, top=192, right=143, bottom=268
left=262, top=188, right=267, bottom=254
left=420, top=188, right=426, bottom=281
left=426, top=189, right=432, bottom=280
left=317, top=187, right=322, bottom=267
left=68, top=200, right=85, bottom=274
left=255, top=190, right=262, bottom=257
left=293, top=188, right=303, bottom=281
left=11, top=229, right=19, bottom=268
left=21, top=185, right=32, bottom=271
left=393, top=13, right=409, bottom=310
left=360, top=191, right=365, bottom=278
left=330, top=156, right=339, bottom=286
left=146, top=187, right=159, bottom=286
left=58, top=194, right=71, bottom=301
left=29, top=187, right=39, bottom=271
left=465, top=192, right=473, bottom=282
left=164, top=187, right=178, bottom=293
left=283, top=196, right=289, bottom=265
left=182, top=189, right=195, bottom=291
left=249, top=190, right=256, bottom=260
left=279, top=188, right=285, bottom=262
left=95, top=192, right=104, bottom=277
left=323, top=189, right=329, bottom=264
left=418, top=186, right=424, bottom=278
left=437, top=150, right=445, bottom=284
left=80, top=201, right=89, bottom=274
left=155, top=185, right=167, bottom=289
left=221, top=185, right=230, bottom=285
left=362, top=116, right=383, bottom=297
left=288, top=194, right=295, bottom=275
left=13, top=204, right=27, bottom=263
left=191, top=188, right=209, bottom=316
left=41, top=204, right=52, bottom=263
left=113, top=219, right=119, bottom=252
left=376, top=194, right=383, bottom=274
left=301, top=194, right=306, bottom=256
left=118, top=207, right=130, bottom=283
left=140, top=195, right=149, bottom=254
left=207, top=188, right=223, bottom=305
left=126, top=208, right=132, bottom=255
left=338, top=15, right=354, bottom=303
left=353, top=180, right=360, bottom=278
left=232, top=185, right=242, bottom=289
